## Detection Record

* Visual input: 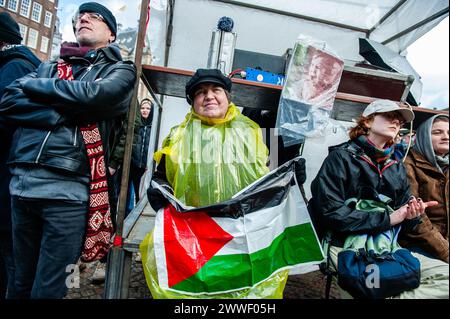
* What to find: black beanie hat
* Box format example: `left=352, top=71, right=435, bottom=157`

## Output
left=185, top=69, right=232, bottom=104
left=76, top=2, right=117, bottom=39
left=0, top=12, right=23, bottom=44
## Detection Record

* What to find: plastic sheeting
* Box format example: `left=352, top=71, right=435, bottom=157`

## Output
left=140, top=229, right=290, bottom=299
left=139, top=157, right=323, bottom=299
left=153, top=103, right=269, bottom=207
left=275, top=37, right=344, bottom=145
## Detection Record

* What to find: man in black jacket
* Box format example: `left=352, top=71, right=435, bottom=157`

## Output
left=0, top=11, right=41, bottom=300
left=0, top=2, right=136, bottom=299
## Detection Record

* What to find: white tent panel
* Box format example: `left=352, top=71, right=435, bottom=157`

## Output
left=146, top=0, right=449, bottom=146
left=168, top=0, right=366, bottom=65
left=234, top=0, right=398, bottom=29
left=370, top=0, right=449, bottom=52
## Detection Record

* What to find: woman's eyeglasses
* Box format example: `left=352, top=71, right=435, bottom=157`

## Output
left=379, top=111, right=405, bottom=125
left=72, top=12, right=105, bottom=27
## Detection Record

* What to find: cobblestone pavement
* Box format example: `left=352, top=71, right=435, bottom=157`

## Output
left=66, top=254, right=341, bottom=299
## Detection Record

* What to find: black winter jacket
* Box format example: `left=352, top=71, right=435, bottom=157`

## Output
left=132, top=115, right=152, bottom=169
left=309, top=140, right=411, bottom=247
left=0, top=45, right=41, bottom=234
left=0, top=45, right=136, bottom=178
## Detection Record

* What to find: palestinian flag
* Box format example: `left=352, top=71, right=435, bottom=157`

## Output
left=141, top=157, right=324, bottom=297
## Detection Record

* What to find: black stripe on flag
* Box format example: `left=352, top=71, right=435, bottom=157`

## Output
left=152, top=157, right=304, bottom=219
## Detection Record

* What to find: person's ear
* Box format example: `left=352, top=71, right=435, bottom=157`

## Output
left=108, top=33, right=115, bottom=44
left=364, top=118, right=373, bottom=130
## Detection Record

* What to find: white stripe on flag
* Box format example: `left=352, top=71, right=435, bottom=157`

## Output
left=215, top=185, right=312, bottom=255
left=153, top=208, right=168, bottom=289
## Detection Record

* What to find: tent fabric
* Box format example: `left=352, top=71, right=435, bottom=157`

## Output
left=149, top=0, right=448, bottom=67
left=221, top=0, right=449, bottom=53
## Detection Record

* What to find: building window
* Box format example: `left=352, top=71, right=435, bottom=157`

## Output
left=20, top=0, right=31, bottom=17
left=19, top=23, right=28, bottom=45
left=27, top=28, right=38, bottom=49
left=31, top=2, right=42, bottom=23
left=40, top=36, right=49, bottom=53
left=0, top=0, right=5, bottom=8
left=7, top=0, right=19, bottom=12
left=44, top=11, right=53, bottom=28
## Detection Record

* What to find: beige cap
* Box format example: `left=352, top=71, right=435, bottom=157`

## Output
left=362, top=99, right=415, bottom=123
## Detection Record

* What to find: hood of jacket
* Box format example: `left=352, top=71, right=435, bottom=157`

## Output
left=0, top=45, right=41, bottom=68
left=414, top=114, right=449, bottom=171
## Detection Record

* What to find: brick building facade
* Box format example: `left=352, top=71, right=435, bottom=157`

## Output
left=1, top=0, right=58, bottom=61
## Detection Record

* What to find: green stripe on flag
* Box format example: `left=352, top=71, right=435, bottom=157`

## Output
left=171, top=223, right=323, bottom=293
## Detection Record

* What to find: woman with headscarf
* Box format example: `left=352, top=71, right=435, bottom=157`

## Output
left=400, top=114, right=449, bottom=263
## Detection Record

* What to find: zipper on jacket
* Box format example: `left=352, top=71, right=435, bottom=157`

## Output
left=79, top=64, right=94, bottom=80
left=35, top=131, right=52, bottom=163
left=73, top=126, right=78, bottom=146
left=380, top=161, right=396, bottom=175
left=359, top=155, right=397, bottom=178
left=140, top=126, right=147, bottom=167
left=34, top=62, right=95, bottom=163
left=359, top=155, right=382, bottom=177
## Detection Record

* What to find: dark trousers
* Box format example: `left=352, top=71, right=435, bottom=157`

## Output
left=130, top=164, right=145, bottom=204
left=0, top=232, right=15, bottom=299
left=10, top=196, right=88, bottom=299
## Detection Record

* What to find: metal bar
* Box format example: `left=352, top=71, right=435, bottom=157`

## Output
left=122, top=194, right=149, bottom=240
left=213, top=0, right=368, bottom=34
left=120, top=252, right=133, bottom=299
left=104, top=0, right=150, bottom=300
left=382, top=7, right=449, bottom=45
left=400, top=75, right=415, bottom=102
left=164, top=0, right=175, bottom=67
left=343, top=64, right=409, bottom=81
left=115, top=0, right=149, bottom=242
left=367, top=0, right=408, bottom=36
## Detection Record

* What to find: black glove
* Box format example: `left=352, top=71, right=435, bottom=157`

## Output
left=294, top=157, right=307, bottom=185
left=147, top=183, right=171, bottom=212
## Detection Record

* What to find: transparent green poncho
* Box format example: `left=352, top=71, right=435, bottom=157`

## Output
left=145, top=104, right=291, bottom=298
left=154, top=103, right=270, bottom=207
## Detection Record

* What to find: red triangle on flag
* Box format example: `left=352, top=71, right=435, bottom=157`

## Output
left=164, top=205, right=233, bottom=287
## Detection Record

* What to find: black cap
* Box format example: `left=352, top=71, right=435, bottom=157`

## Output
left=185, top=69, right=232, bottom=104
left=0, top=12, right=23, bottom=44
left=76, top=2, right=117, bottom=39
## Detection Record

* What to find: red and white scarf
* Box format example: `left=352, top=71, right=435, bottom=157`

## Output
left=57, top=60, right=113, bottom=262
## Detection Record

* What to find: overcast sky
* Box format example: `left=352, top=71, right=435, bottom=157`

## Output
left=58, top=0, right=449, bottom=110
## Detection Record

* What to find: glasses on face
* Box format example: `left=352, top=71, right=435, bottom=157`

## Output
left=379, top=111, right=405, bottom=125
left=72, top=12, right=105, bottom=27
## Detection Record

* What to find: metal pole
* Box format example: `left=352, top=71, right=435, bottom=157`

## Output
left=213, top=0, right=369, bottom=34
left=381, top=7, right=449, bottom=45
left=367, top=0, right=408, bottom=37
left=105, top=0, right=150, bottom=299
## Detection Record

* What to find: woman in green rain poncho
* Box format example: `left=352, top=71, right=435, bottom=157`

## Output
left=143, top=69, right=290, bottom=299
left=148, top=68, right=270, bottom=208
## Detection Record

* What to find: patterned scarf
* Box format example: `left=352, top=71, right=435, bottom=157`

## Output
left=57, top=60, right=113, bottom=262
left=436, top=154, right=449, bottom=172
left=355, top=135, right=395, bottom=164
